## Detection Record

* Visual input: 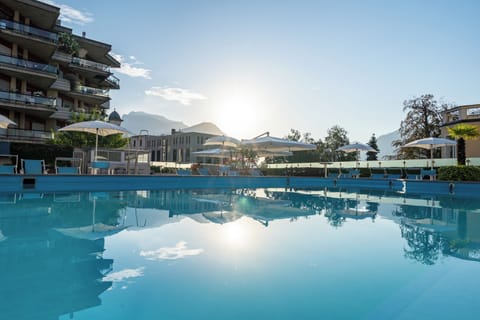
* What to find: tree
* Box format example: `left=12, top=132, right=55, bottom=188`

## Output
left=393, top=94, right=449, bottom=159
left=366, top=133, right=379, bottom=161
left=448, top=124, right=480, bottom=165
left=324, top=125, right=354, bottom=161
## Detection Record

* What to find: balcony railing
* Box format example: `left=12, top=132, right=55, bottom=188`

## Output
left=0, top=19, right=58, bottom=43
left=3, top=128, right=53, bottom=141
left=0, top=54, right=57, bottom=74
left=105, top=74, right=120, bottom=87
left=71, top=57, right=110, bottom=72
left=0, top=90, right=57, bottom=108
left=73, top=85, right=109, bottom=97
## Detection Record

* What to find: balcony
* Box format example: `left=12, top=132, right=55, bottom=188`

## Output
left=68, top=85, right=110, bottom=104
left=1, top=127, right=53, bottom=143
left=70, top=57, right=110, bottom=73
left=0, top=19, right=58, bottom=59
left=442, top=105, right=480, bottom=126
left=103, top=74, right=120, bottom=89
left=0, top=54, right=57, bottom=88
left=0, top=90, right=57, bottom=115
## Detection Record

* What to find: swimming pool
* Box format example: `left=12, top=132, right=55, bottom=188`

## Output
left=1, top=187, right=479, bottom=319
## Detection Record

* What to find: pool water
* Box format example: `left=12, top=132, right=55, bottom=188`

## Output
left=1, top=187, right=479, bottom=319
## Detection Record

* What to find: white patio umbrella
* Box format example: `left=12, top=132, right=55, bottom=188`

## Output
left=0, top=114, right=17, bottom=129
left=336, top=142, right=378, bottom=161
left=204, top=135, right=241, bottom=148
left=192, top=148, right=234, bottom=158
left=403, top=137, right=457, bottom=169
left=241, top=135, right=317, bottom=152
left=58, top=120, right=132, bottom=161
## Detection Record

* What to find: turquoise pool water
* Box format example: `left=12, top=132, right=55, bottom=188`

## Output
left=1, top=187, right=479, bottom=319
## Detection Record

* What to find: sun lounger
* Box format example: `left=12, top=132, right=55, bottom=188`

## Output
left=176, top=168, right=192, bottom=176
left=55, top=157, right=81, bottom=175
left=21, top=159, right=47, bottom=174
left=198, top=168, right=211, bottom=176
left=0, top=154, right=18, bottom=174
left=420, top=168, right=436, bottom=180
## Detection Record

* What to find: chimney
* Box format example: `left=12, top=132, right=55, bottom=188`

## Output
left=82, top=31, right=86, bottom=37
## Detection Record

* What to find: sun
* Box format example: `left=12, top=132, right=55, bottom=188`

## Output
left=214, top=90, right=266, bottom=140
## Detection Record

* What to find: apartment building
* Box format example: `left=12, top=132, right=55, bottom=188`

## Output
left=0, top=0, right=120, bottom=144
left=441, top=104, right=480, bottom=158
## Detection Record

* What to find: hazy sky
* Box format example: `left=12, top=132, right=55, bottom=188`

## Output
left=51, top=0, right=480, bottom=142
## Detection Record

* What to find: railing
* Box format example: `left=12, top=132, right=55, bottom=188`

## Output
left=105, top=74, right=120, bottom=87
left=3, top=128, right=53, bottom=141
left=73, top=85, right=109, bottom=97
left=0, top=90, right=57, bottom=108
left=71, top=57, right=110, bottom=72
left=0, top=19, right=58, bottom=43
left=0, top=54, right=57, bottom=74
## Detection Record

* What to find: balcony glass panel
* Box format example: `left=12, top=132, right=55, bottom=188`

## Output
left=5, top=128, right=53, bottom=140
left=71, top=57, right=110, bottom=72
left=74, top=85, right=109, bottom=97
left=106, top=74, right=120, bottom=87
left=0, top=90, right=57, bottom=108
left=0, top=54, right=57, bottom=74
left=0, top=19, right=58, bottom=43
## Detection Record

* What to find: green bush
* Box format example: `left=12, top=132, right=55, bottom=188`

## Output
left=437, top=166, right=480, bottom=181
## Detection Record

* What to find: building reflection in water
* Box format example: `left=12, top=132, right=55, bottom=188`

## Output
left=0, top=191, right=125, bottom=319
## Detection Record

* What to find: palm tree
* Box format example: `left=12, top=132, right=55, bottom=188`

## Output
left=448, top=124, right=480, bottom=165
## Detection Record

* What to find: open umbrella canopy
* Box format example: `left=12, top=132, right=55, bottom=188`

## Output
left=192, top=148, right=234, bottom=158
left=336, top=142, right=378, bottom=153
left=204, top=135, right=241, bottom=148
left=403, top=137, right=457, bottom=149
left=241, top=135, right=317, bottom=152
left=403, top=137, right=457, bottom=169
left=58, top=120, right=132, bottom=160
left=58, top=120, right=131, bottom=136
left=0, top=114, right=17, bottom=129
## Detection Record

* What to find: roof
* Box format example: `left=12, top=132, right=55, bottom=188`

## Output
left=108, top=110, right=122, bottom=122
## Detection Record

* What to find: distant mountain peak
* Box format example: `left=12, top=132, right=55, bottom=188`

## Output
left=182, top=122, right=224, bottom=135
left=121, top=111, right=187, bottom=136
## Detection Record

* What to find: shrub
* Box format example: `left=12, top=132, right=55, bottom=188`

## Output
left=437, top=166, right=480, bottom=181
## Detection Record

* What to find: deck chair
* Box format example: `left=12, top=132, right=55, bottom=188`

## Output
left=0, top=165, right=17, bottom=174
left=176, top=168, right=192, bottom=176
left=55, top=157, right=81, bottom=175
left=21, top=159, right=47, bottom=174
left=0, top=154, right=18, bottom=174
left=348, top=169, right=360, bottom=178
left=420, top=168, right=436, bottom=180
left=198, top=167, right=211, bottom=176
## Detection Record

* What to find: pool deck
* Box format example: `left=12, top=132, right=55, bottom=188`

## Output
left=1, top=174, right=478, bottom=196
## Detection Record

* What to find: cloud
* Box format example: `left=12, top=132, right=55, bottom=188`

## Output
left=111, top=53, right=152, bottom=79
left=45, top=1, right=93, bottom=25
left=103, top=267, right=145, bottom=282
left=140, top=241, right=204, bottom=260
left=145, top=87, right=207, bottom=106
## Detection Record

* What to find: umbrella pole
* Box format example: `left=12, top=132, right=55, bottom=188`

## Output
left=95, top=128, right=99, bottom=162
left=430, top=144, right=433, bottom=170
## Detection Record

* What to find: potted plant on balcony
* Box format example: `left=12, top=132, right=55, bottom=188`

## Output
left=58, top=32, right=79, bottom=55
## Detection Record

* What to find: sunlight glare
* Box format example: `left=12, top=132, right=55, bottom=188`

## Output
left=221, top=222, right=249, bottom=249
left=215, top=89, right=266, bottom=139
